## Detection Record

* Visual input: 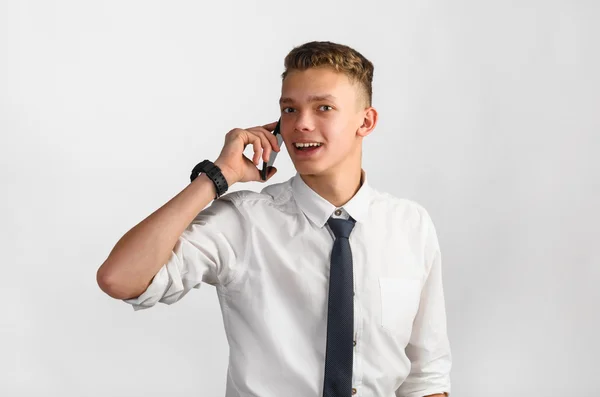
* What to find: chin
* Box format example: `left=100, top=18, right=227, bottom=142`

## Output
left=294, top=162, right=329, bottom=176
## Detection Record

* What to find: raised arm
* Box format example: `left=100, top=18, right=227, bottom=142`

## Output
left=96, top=122, right=281, bottom=300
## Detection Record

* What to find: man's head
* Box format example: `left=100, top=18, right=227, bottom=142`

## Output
left=279, top=41, right=378, bottom=179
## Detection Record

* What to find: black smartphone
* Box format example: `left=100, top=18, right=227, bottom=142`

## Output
left=260, top=118, right=283, bottom=181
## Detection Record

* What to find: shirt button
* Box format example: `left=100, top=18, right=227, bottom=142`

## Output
left=334, top=209, right=342, bottom=216
left=352, top=387, right=357, bottom=395
left=353, top=340, right=356, bottom=347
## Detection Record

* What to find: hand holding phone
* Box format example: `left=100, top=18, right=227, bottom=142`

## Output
left=261, top=118, right=283, bottom=181
left=213, top=120, right=280, bottom=185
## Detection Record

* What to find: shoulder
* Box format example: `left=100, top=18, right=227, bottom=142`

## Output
left=193, top=183, right=289, bottom=228
left=218, top=178, right=294, bottom=210
left=369, top=188, right=441, bottom=259
left=371, top=189, right=431, bottom=221
left=369, top=187, right=435, bottom=229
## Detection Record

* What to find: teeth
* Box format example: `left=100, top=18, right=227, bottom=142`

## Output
left=295, top=142, right=322, bottom=148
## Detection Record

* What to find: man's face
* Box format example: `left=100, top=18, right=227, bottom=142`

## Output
left=279, top=67, right=366, bottom=176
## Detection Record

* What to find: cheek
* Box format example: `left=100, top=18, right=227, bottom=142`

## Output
left=326, top=122, right=355, bottom=144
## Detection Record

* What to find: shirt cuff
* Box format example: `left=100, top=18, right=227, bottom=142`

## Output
left=122, top=251, right=186, bottom=311
left=398, top=378, right=451, bottom=397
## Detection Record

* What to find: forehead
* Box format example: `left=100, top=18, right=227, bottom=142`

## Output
left=281, top=67, right=359, bottom=103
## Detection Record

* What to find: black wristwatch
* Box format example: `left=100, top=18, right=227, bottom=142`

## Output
left=190, top=160, right=229, bottom=199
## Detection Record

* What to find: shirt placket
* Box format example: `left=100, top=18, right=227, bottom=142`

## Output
left=332, top=207, right=363, bottom=396
left=351, top=229, right=364, bottom=396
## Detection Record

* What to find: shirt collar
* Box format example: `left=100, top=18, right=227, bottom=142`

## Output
left=291, top=169, right=372, bottom=228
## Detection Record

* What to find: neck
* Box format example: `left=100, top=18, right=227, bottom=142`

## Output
left=299, top=166, right=363, bottom=208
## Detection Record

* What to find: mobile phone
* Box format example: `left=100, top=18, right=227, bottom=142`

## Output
left=260, top=118, right=283, bottom=181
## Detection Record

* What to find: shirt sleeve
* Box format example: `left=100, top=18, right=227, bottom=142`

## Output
left=396, top=210, right=452, bottom=397
left=123, top=193, right=247, bottom=311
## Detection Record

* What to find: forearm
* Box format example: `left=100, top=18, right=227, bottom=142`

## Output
left=96, top=166, right=237, bottom=300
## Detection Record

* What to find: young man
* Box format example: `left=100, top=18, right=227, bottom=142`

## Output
left=97, top=41, right=452, bottom=397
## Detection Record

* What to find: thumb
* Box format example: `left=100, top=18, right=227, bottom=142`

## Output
left=265, top=166, right=277, bottom=181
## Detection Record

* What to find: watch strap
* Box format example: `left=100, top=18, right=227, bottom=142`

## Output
left=190, top=160, right=228, bottom=199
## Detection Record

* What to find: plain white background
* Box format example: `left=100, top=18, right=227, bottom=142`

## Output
left=1, top=1, right=598, bottom=396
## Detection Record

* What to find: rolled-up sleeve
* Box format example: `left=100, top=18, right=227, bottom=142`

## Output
left=123, top=193, right=247, bottom=311
left=396, top=211, right=452, bottom=397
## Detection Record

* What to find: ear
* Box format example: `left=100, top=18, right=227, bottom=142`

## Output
left=356, top=107, right=378, bottom=138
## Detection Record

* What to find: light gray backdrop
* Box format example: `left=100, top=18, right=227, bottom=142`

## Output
left=1, top=1, right=598, bottom=396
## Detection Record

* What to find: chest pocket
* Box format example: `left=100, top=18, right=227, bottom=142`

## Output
left=379, top=277, right=423, bottom=334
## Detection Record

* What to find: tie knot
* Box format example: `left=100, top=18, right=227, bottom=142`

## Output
left=327, top=216, right=356, bottom=239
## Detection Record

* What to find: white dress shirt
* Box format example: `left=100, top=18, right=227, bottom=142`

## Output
left=125, top=169, right=452, bottom=397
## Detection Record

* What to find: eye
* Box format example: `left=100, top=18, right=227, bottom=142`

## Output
left=319, top=105, right=333, bottom=111
left=282, top=107, right=295, bottom=113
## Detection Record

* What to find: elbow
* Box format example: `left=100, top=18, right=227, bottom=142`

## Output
left=96, top=261, right=144, bottom=300
left=96, top=264, right=126, bottom=299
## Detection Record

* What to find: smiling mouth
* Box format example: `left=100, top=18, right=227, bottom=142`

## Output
left=294, top=143, right=323, bottom=150
left=295, top=145, right=322, bottom=151
left=292, top=144, right=324, bottom=158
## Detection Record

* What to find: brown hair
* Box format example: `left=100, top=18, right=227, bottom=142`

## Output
left=281, top=41, right=374, bottom=108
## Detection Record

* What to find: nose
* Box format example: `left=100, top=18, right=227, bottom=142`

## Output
left=293, top=112, right=315, bottom=132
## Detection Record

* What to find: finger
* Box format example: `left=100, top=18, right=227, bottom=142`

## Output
left=261, top=121, right=279, bottom=131
left=249, top=134, right=263, bottom=166
left=266, top=166, right=277, bottom=180
left=258, top=133, right=272, bottom=162
left=262, top=127, right=282, bottom=152
left=258, top=166, right=277, bottom=183
left=247, top=122, right=277, bottom=133
left=248, top=130, right=271, bottom=163
left=248, top=127, right=281, bottom=152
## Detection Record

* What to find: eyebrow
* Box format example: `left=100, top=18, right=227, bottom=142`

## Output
left=279, top=94, right=338, bottom=105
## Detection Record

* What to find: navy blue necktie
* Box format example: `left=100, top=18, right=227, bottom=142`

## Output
left=322, top=216, right=356, bottom=397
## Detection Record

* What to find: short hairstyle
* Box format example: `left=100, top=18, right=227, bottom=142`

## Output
left=281, top=41, right=374, bottom=108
